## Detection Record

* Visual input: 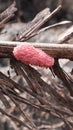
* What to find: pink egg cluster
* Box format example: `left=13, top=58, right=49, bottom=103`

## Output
left=13, top=44, right=54, bottom=67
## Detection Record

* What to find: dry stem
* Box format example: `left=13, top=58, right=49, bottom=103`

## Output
left=0, top=41, right=73, bottom=59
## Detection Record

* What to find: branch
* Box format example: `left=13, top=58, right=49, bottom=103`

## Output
left=0, top=41, right=73, bottom=59
left=0, top=2, right=17, bottom=26
left=16, top=5, right=62, bottom=41
left=58, top=25, right=73, bottom=44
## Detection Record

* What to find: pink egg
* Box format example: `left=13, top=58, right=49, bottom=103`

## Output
left=13, top=44, right=54, bottom=67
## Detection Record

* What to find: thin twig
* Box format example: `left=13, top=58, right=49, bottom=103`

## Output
left=0, top=41, right=73, bottom=59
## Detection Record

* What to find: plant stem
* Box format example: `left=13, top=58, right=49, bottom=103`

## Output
left=0, top=41, right=73, bottom=59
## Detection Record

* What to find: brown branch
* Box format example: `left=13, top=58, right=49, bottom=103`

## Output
left=38, top=117, right=73, bottom=129
left=38, top=122, right=65, bottom=129
left=0, top=108, right=32, bottom=130
left=0, top=59, right=73, bottom=128
left=0, top=41, right=73, bottom=59
left=52, top=60, right=73, bottom=96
